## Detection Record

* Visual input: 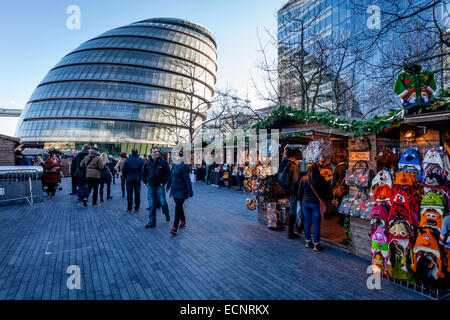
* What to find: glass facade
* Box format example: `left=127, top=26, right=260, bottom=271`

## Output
left=16, top=18, right=217, bottom=147
left=277, top=0, right=447, bottom=117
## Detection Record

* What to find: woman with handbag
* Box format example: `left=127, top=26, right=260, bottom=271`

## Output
left=298, top=162, right=328, bottom=252
left=166, top=149, right=193, bottom=235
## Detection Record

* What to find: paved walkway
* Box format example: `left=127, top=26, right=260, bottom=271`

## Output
left=0, top=178, right=427, bottom=300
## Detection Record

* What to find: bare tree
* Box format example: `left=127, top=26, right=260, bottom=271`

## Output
left=253, top=1, right=363, bottom=116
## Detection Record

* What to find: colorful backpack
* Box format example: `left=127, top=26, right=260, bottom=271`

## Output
left=388, top=188, right=419, bottom=227
left=371, top=225, right=389, bottom=274
left=412, top=228, right=445, bottom=280
left=387, top=223, right=414, bottom=281
left=369, top=204, right=390, bottom=236
left=398, top=148, right=423, bottom=181
left=370, top=170, right=393, bottom=195
left=394, top=170, right=419, bottom=188
left=373, top=185, right=393, bottom=205
left=375, top=149, right=398, bottom=171
left=422, top=148, right=450, bottom=181
left=420, top=209, right=444, bottom=232
left=420, top=191, right=447, bottom=215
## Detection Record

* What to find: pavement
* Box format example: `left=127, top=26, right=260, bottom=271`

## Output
left=0, top=178, right=429, bottom=300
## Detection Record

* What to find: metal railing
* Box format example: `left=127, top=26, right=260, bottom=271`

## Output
left=0, top=166, right=44, bottom=206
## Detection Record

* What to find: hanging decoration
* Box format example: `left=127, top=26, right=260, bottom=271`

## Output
left=250, top=104, right=405, bottom=137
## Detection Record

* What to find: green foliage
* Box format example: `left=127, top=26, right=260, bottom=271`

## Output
left=250, top=104, right=405, bottom=137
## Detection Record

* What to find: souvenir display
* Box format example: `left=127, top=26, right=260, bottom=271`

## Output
left=375, top=148, right=398, bottom=172
left=366, top=146, right=450, bottom=286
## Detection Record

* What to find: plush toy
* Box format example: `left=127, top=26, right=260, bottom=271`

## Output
left=370, top=170, right=393, bottom=195
left=373, top=185, right=393, bottom=205
left=398, top=148, right=423, bottom=181
left=375, top=149, right=398, bottom=172
left=393, top=63, right=437, bottom=113
left=387, top=223, right=414, bottom=280
left=371, top=225, right=389, bottom=274
left=412, top=228, right=445, bottom=280
left=423, top=148, right=450, bottom=180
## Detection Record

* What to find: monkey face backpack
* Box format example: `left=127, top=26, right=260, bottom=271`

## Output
left=376, top=149, right=398, bottom=171
left=412, top=228, right=445, bottom=281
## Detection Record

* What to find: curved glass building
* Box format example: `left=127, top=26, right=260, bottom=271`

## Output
left=16, top=18, right=217, bottom=154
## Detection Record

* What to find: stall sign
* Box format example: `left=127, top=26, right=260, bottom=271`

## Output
left=350, top=151, right=371, bottom=161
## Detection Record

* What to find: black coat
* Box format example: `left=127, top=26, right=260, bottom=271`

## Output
left=141, top=156, right=170, bottom=186
left=279, top=158, right=300, bottom=196
left=100, top=166, right=112, bottom=183
left=167, top=163, right=193, bottom=199
left=70, top=155, right=78, bottom=176
left=122, top=155, right=145, bottom=182
left=76, top=149, right=89, bottom=171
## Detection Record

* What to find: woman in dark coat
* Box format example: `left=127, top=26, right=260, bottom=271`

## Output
left=166, top=149, right=193, bottom=235
left=43, top=154, right=61, bottom=196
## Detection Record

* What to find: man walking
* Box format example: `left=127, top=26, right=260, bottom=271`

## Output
left=142, top=146, right=171, bottom=228
left=121, top=148, right=145, bottom=213
left=70, top=151, right=79, bottom=195
left=76, top=145, right=90, bottom=201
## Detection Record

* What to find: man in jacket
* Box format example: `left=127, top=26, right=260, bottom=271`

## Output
left=107, top=156, right=117, bottom=184
left=142, top=146, right=171, bottom=228
left=70, top=151, right=79, bottom=195
left=76, top=145, right=90, bottom=201
left=80, top=147, right=104, bottom=207
left=279, top=147, right=301, bottom=239
left=122, top=148, right=145, bottom=213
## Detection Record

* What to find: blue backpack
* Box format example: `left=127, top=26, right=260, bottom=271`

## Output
left=398, top=148, right=423, bottom=181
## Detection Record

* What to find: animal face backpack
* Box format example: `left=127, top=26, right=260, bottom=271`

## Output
left=369, top=204, right=390, bottom=237
left=412, top=228, right=445, bottom=281
left=387, top=223, right=414, bottom=281
left=420, top=209, right=444, bottom=233
left=422, top=148, right=450, bottom=181
left=398, top=148, right=423, bottom=181
left=370, top=170, right=393, bottom=196
left=388, top=188, right=419, bottom=227
left=375, top=149, right=399, bottom=171
left=371, top=225, right=389, bottom=274
left=373, top=185, right=393, bottom=206
left=420, top=191, right=447, bottom=216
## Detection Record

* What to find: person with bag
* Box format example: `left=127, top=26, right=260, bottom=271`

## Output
left=99, top=153, right=113, bottom=202
left=76, top=145, right=91, bottom=201
left=332, top=154, right=348, bottom=226
left=298, top=162, right=328, bottom=251
left=121, top=148, right=145, bottom=213
left=80, top=147, right=104, bottom=207
left=278, top=147, right=302, bottom=239
left=114, top=152, right=127, bottom=197
left=43, top=153, right=62, bottom=196
left=166, top=149, right=193, bottom=235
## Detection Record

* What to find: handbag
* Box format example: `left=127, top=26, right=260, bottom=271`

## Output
left=309, top=176, right=328, bottom=220
left=338, top=189, right=376, bottom=219
left=345, top=160, right=372, bottom=188
left=75, top=156, right=95, bottom=180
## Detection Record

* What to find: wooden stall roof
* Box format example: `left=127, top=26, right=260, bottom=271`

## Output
left=265, top=117, right=352, bottom=138
left=403, top=110, right=450, bottom=127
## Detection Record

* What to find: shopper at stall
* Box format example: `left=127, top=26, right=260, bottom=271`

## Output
left=43, top=153, right=61, bottom=196
left=204, top=150, right=215, bottom=185
left=99, top=153, right=113, bottom=202
left=79, top=147, right=104, bottom=207
left=121, top=148, right=144, bottom=212
left=166, top=149, right=193, bottom=235
left=232, top=166, right=244, bottom=191
left=70, top=151, right=79, bottom=195
left=114, top=152, right=127, bottom=197
left=332, top=154, right=348, bottom=226
left=298, top=162, right=328, bottom=251
left=142, top=146, right=171, bottom=228
left=279, top=147, right=302, bottom=239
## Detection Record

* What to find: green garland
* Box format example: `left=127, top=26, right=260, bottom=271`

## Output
left=251, top=104, right=405, bottom=137
left=343, top=216, right=352, bottom=249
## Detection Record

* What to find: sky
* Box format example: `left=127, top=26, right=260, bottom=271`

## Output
left=0, top=0, right=285, bottom=137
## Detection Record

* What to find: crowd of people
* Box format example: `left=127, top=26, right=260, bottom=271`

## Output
left=69, top=145, right=193, bottom=235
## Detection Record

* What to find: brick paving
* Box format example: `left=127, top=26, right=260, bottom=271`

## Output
left=0, top=178, right=428, bottom=300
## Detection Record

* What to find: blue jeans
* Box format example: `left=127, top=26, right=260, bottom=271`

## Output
left=147, top=185, right=169, bottom=224
left=205, top=165, right=211, bottom=184
left=302, top=202, right=321, bottom=244
left=78, top=179, right=89, bottom=200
